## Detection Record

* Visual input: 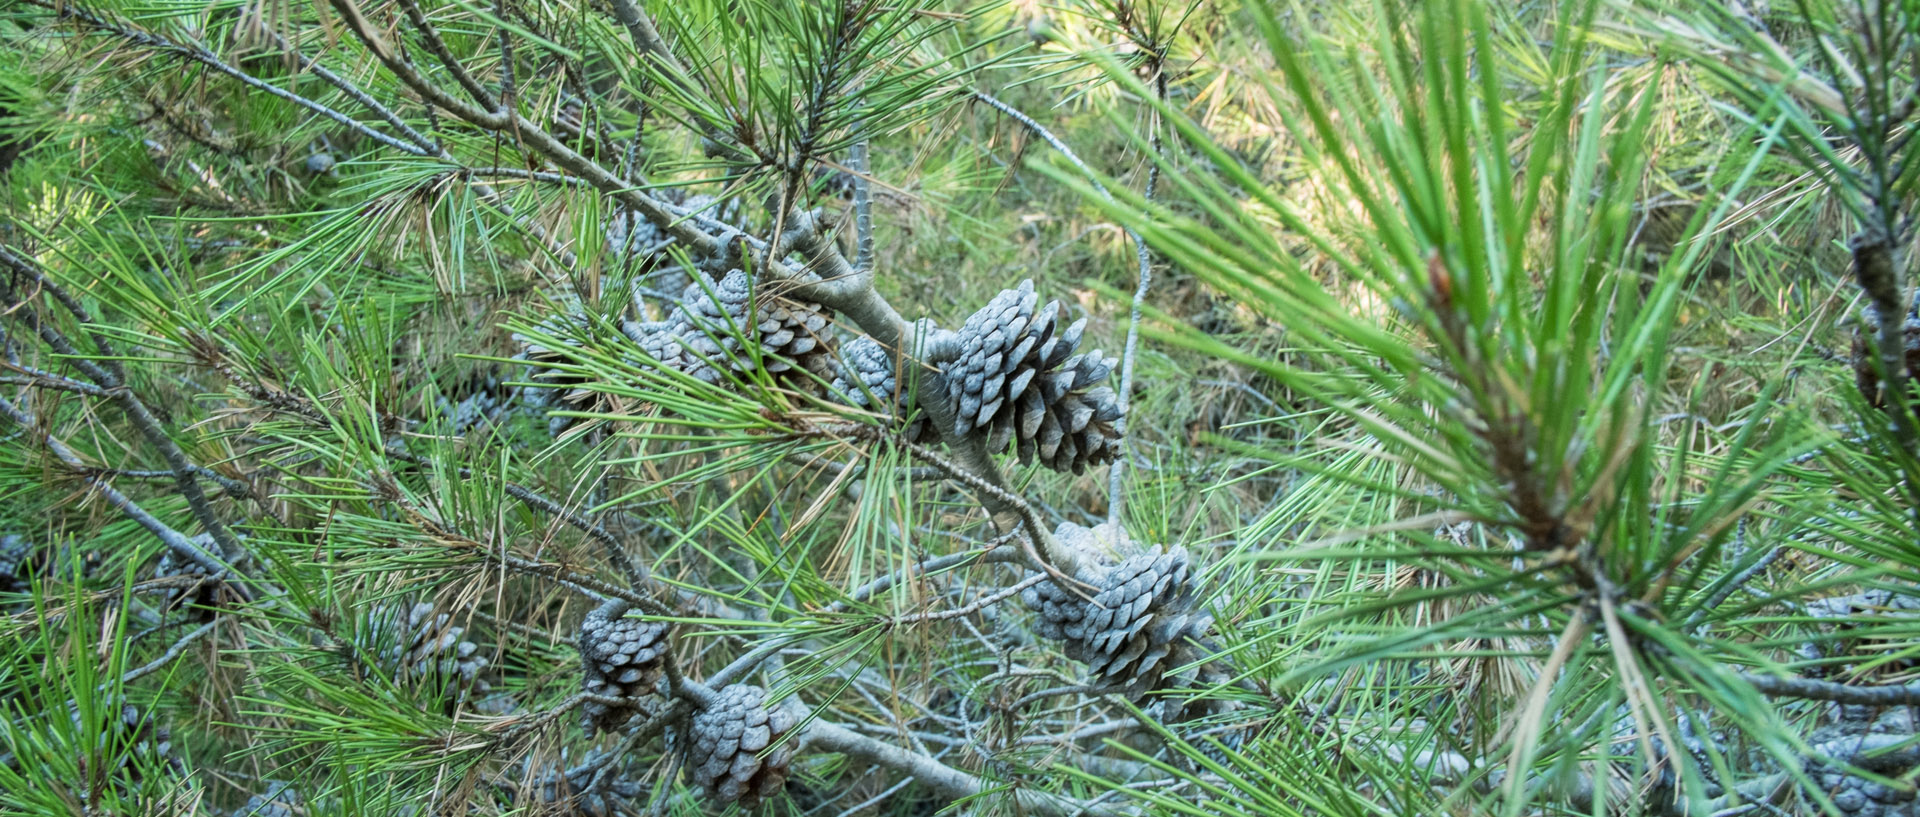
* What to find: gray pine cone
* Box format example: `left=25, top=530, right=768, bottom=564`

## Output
left=1799, top=709, right=1920, bottom=817
left=368, top=602, right=491, bottom=701
left=944, top=280, right=1124, bottom=473
left=579, top=601, right=670, bottom=735
left=156, top=533, right=243, bottom=620
left=829, top=335, right=926, bottom=441
left=0, top=533, right=36, bottom=595
left=628, top=270, right=835, bottom=385
left=682, top=683, right=800, bottom=809
left=514, top=313, right=613, bottom=436
left=1021, top=523, right=1211, bottom=698
left=231, top=782, right=299, bottom=817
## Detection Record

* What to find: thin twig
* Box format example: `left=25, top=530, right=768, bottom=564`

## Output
left=1109, top=68, right=1168, bottom=524
left=37, top=2, right=433, bottom=157
left=1737, top=671, right=1920, bottom=706
left=116, top=620, right=219, bottom=686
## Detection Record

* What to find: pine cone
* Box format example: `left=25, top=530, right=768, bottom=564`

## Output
left=629, top=270, right=835, bottom=385
left=0, top=533, right=37, bottom=595
left=155, top=534, right=243, bottom=620
left=515, top=313, right=610, bottom=436
left=753, top=291, right=834, bottom=379
left=945, top=281, right=1124, bottom=473
left=369, top=602, right=491, bottom=702
left=231, top=782, right=299, bottom=817
left=1800, top=711, right=1919, bottom=817
left=1020, top=522, right=1210, bottom=698
left=682, top=684, right=800, bottom=808
left=579, top=600, right=670, bottom=735
left=829, top=335, right=926, bottom=440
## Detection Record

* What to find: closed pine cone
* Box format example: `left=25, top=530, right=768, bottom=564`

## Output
left=156, top=533, right=242, bottom=621
left=369, top=602, right=491, bottom=702
left=945, top=280, right=1124, bottom=473
left=629, top=270, right=835, bottom=385
left=579, top=600, right=670, bottom=735
left=0, top=533, right=36, bottom=595
left=829, top=335, right=926, bottom=441
left=683, top=683, right=800, bottom=808
left=1021, top=522, right=1211, bottom=698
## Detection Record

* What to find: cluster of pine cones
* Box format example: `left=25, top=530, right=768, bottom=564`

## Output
left=572, top=602, right=803, bottom=809
left=578, top=599, right=671, bottom=735
left=1021, top=521, right=1212, bottom=698
left=508, top=268, right=1127, bottom=474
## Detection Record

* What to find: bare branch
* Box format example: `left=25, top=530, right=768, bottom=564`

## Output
left=1738, top=672, right=1920, bottom=706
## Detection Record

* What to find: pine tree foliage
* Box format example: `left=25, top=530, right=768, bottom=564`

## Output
left=0, top=0, right=1917, bottom=814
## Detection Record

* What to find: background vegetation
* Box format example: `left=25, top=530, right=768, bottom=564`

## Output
left=0, top=0, right=1916, bottom=814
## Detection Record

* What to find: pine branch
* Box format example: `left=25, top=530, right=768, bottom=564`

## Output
left=116, top=620, right=219, bottom=686
left=1738, top=672, right=1920, bottom=706
left=0, top=248, right=250, bottom=567
left=0, top=394, right=242, bottom=591
left=35, top=2, right=435, bottom=157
